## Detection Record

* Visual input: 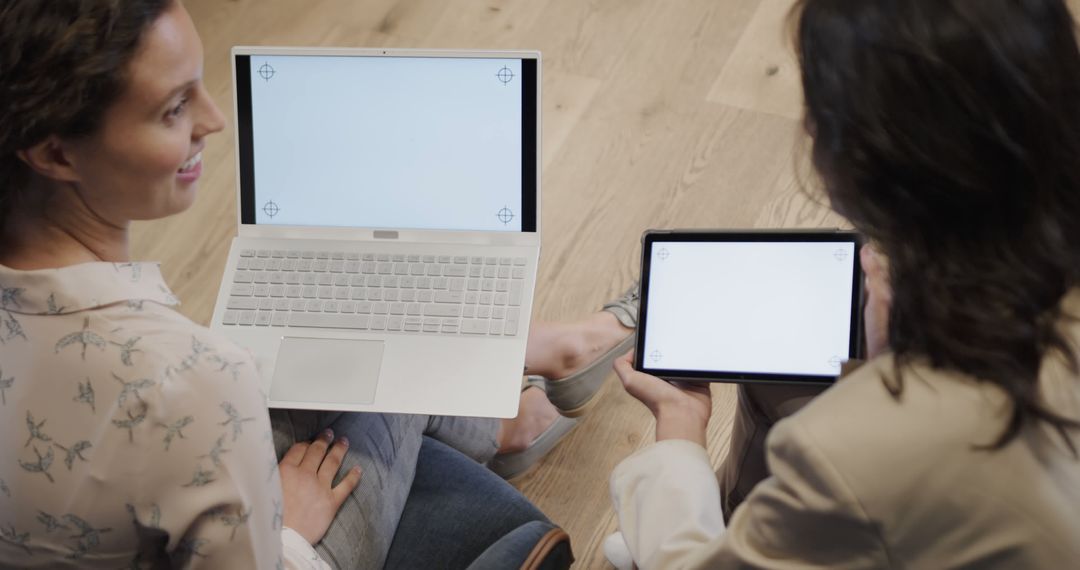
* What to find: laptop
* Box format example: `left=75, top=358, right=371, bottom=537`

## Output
left=209, top=47, right=541, bottom=418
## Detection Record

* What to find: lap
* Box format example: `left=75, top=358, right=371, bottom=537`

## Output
left=270, top=410, right=502, bottom=569
left=272, top=410, right=426, bottom=568
left=384, top=436, right=551, bottom=570
left=719, top=383, right=827, bottom=520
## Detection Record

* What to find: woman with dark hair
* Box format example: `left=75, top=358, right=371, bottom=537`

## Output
left=607, top=0, right=1080, bottom=567
left=0, top=0, right=637, bottom=567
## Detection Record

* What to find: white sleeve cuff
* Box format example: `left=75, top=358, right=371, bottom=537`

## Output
left=281, top=527, right=332, bottom=570
left=610, top=439, right=725, bottom=569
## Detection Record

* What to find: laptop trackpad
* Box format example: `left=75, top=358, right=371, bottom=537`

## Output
left=270, top=337, right=384, bottom=406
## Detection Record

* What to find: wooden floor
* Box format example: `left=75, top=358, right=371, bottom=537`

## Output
left=149, top=0, right=844, bottom=566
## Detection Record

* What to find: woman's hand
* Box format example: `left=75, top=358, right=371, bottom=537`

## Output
left=614, top=352, right=712, bottom=446
left=279, top=429, right=363, bottom=545
left=861, top=243, right=893, bottom=359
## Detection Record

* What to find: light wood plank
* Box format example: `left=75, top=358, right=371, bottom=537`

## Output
left=521, top=0, right=655, bottom=78
left=707, top=0, right=803, bottom=120
left=421, top=0, right=552, bottom=48
left=539, top=71, right=604, bottom=171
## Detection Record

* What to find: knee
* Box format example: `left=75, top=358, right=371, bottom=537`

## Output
left=467, top=521, right=574, bottom=570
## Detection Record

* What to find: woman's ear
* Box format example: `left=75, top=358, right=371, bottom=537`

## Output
left=15, top=136, right=81, bottom=184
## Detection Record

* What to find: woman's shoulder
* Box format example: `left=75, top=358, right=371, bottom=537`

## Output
left=1, top=300, right=265, bottom=424
left=768, top=357, right=1005, bottom=505
left=0, top=261, right=261, bottom=392
left=770, top=355, right=1080, bottom=552
left=791, top=354, right=1009, bottom=441
left=0, top=297, right=273, bottom=507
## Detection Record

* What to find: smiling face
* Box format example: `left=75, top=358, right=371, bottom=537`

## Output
left=63, top=0, right=225, bottom=224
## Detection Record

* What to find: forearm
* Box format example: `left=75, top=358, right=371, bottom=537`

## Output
left=610, top=440, right=725, bottom=569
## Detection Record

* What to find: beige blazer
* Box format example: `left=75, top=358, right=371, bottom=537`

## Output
left=611, top=300, right=1080, bottom=569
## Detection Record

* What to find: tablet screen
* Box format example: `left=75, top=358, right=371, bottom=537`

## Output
left=637, top=232, right=861, bottom=383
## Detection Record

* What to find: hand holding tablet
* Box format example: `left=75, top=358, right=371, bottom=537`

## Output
left=633, top=230, right=865, bottom=385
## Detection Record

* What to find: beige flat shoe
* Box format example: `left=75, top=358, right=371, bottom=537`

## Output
left=544, top=282, right=639, bottom=417
left=488, top=376, right=580, bottom=480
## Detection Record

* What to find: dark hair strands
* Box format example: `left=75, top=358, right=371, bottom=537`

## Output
left=792, top=0, right=1080, bottom=454
left=0, top=0, right=173, bottom=236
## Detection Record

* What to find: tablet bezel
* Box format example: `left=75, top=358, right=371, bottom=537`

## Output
left=633, top=229, right=865, bottom=385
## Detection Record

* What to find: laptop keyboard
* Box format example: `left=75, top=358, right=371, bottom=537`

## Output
left=221, top=249, right=527, bottom=337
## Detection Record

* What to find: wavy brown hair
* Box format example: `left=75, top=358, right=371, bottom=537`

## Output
left=794, top=0, right=1080, bottom=452
left=0, top=0, right=173, bottom=233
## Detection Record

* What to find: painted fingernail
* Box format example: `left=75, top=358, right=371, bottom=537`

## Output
left=323, top=429, right=334, bottom=439
left=338, top=437, right=349, bottom=447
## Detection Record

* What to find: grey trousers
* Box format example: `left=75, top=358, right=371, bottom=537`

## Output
left=270, top=410, right=500, bottom=569
left=718, top=383, right=826, bottom=521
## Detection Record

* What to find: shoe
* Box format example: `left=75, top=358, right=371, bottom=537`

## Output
left=544, top=282, right=639, bottom=417
left=488, top=376, right=580, bottom=480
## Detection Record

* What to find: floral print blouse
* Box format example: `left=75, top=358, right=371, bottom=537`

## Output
left=0, top=261, right=324, bottom=568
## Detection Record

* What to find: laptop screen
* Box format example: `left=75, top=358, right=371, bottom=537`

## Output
left=234, top=52, right=538, bottom=232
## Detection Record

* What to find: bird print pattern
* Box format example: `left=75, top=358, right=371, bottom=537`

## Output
left=0, top=262, right=287, bottom=567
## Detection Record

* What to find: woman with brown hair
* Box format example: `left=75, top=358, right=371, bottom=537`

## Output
left=0, top=0, right=635, bottom=567
left=609, top=0, right=1080, bottom=567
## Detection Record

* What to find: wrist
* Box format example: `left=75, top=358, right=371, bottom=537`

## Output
left=654, top=402, right=709, bottom=447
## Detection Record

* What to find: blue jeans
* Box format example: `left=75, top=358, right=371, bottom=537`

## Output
left=271, top=410, right=555, bottom=569
left=386, top=437, right=568, bottom=570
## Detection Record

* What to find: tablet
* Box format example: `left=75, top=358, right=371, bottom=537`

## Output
left=634, top=230, right=864, bottom=384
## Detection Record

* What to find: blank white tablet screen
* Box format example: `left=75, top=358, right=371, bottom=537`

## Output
left=642, top=241, right=856, bottom=377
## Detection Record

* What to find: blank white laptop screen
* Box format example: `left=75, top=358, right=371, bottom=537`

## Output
left=637, top=233, right=861, bottom=382
left=234, top=53, right=537, bottom=232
